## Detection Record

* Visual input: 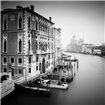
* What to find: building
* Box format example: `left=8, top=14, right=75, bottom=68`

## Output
left=1, top=5, right=54, bottom=82
left=92, top=49, right=101, bottom=55
left=66, top=35, right=78, bottom=52
left=54, top=28, right=62, bottom=68
left=77, top=38, right=84, bottom=52
left=81, top=44, right=94, bottom=54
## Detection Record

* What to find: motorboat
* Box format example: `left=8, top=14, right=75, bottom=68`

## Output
left=42, top=79, right=68, bottom=89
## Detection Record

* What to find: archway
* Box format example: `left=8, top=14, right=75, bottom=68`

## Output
left=42, top=58, right=45, bottom=73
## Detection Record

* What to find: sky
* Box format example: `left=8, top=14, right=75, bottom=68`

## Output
left=1, top=1, right=105, bottom=48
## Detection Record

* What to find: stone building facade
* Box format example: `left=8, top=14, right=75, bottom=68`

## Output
left=1, top=5, right=54, bottom=82
left=54, top=28, right=62, bottom=68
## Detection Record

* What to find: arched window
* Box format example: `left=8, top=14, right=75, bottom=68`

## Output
left=4, top=39, right=7, bottom=53
left=19, top=69, right=23, bottom=74
left=18, top=13, right=22, bottom=29
left=36, top=41, right=38, bottom=50
left=19, top=39, right=22, bottom=53
left=3, top=15, right=8, bottom=30
left=36, top=20, right=38, bottom=30
left=4, top=68, right=7, bottom=72
left=36, top=55, right=38, bottom=62
left=28, top=16, right=31, bottom=29
left=28, top=40, right=30, bottom=51
left=18, top=33, right=22, bottom=53
left=19, top=16, right=22, bottom=29
left=39, top=63, right=41, bottom=71
left=39, top=23, right=41, bottom=31
left=3, top=34, right=7, bottom=53
left=29, top=68, right=31, bottom=73
left=4, top=18, right=7, bottom=30
left=18, top=57, right=22, bottom=66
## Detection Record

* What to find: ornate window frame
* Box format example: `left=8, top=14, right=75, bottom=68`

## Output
left=17, top=33, right=23, bottom=53
left=3, top=34, right=8, bottom=53
left=17, top=57, right=23, bottom=66
left=3, top=56, right=8, bottom=65
left=18, top=12, right=23, bottom=29
left=3, top=14, right=8, bottom=30
left=3, top=67, right=7, bottom=72
left=10, top=56, right=15, bottom=66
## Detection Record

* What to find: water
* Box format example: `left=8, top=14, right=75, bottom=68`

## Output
left=2, top=53, right=105, bottom=105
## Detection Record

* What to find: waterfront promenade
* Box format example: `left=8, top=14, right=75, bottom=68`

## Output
left=1, top=53, right=104, bottom=105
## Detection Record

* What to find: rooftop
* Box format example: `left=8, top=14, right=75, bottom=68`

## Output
left=1, top=5, right=54, bottom=25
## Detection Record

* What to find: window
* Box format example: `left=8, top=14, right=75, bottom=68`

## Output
left=18, top=58, right=22, bottom=66
left=4, top=68, right=7, bottom=72
left=28, top=34, right=31, bottom=51
left=28, top=16, right=31, bottom=29
left=19, top=69, right=22, bottom=74
left=46, top=61, right=48, bottom=68
left=10, top=57, right=15, bottom=65
left=36, top=55, right=38, bottom=62
left=4, top=39, right=7, bottom=52
left=48, top=54, right=50, bottom=59
left=3, top=34, right=7, bottom=53
left=19, top=16, right=22, bottom=28
left=36, top=66, right=38, bottom=71
left=18, top=33, right=22, bottom=53
left=29, top=57, right=31, bottom=64
left=3, top=57, right=7, bottom=65
left=18, top=13, right=22, bottom=29
left=28, top=40, right=31, bottom=51
left=36, top=20, right=38, bottom=30
left=19, top=39, right=22, bottom=52
left=4, top=18, right=7, bottom=30
left=29, top=68, right=31, bottom=73
left=36, top=41, right=38, bottom=50
left=39, top=63, right=41, bottom=71
left=3, top=14, right=8, bottom=30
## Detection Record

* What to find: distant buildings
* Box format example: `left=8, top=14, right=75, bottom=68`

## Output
left=66, top=35, right=105, bottom=56
left=92, top=49, right=101, bottom=55
left=81, top=44, right=94, bottom=54
left=77, top=38, right=84, bottom=52
left=1, top=5, right=62, bottom=82
left=66, top=35, right=84, bottom=53
left=81, top=44, right=105, bottom=55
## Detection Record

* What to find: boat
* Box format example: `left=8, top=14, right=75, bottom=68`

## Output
left=0, top=73, right=15, bottom=99
left=15, top=84, right=50, bottom=96
left=42, top=79, right=68, bottom=90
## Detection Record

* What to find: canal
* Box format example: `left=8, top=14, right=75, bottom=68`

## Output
left=2, top=53, right=105, bottom=105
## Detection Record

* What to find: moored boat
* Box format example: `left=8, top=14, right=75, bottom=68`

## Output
left=42, top=79, right=68, bottom=89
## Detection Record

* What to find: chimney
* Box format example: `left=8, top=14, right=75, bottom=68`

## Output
left=49, top=17, right=52, bottom=21
left=30, top=5, right=34, bottom=11
left=16, top=5, right=23, bottom=9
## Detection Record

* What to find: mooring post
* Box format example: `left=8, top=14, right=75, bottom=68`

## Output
left=77, top=59, right=79, bottom=69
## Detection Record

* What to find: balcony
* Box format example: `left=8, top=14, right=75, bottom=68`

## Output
left=36, top=49, right=49, bottom=55
left=27, top=50, right=33, bottom=55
